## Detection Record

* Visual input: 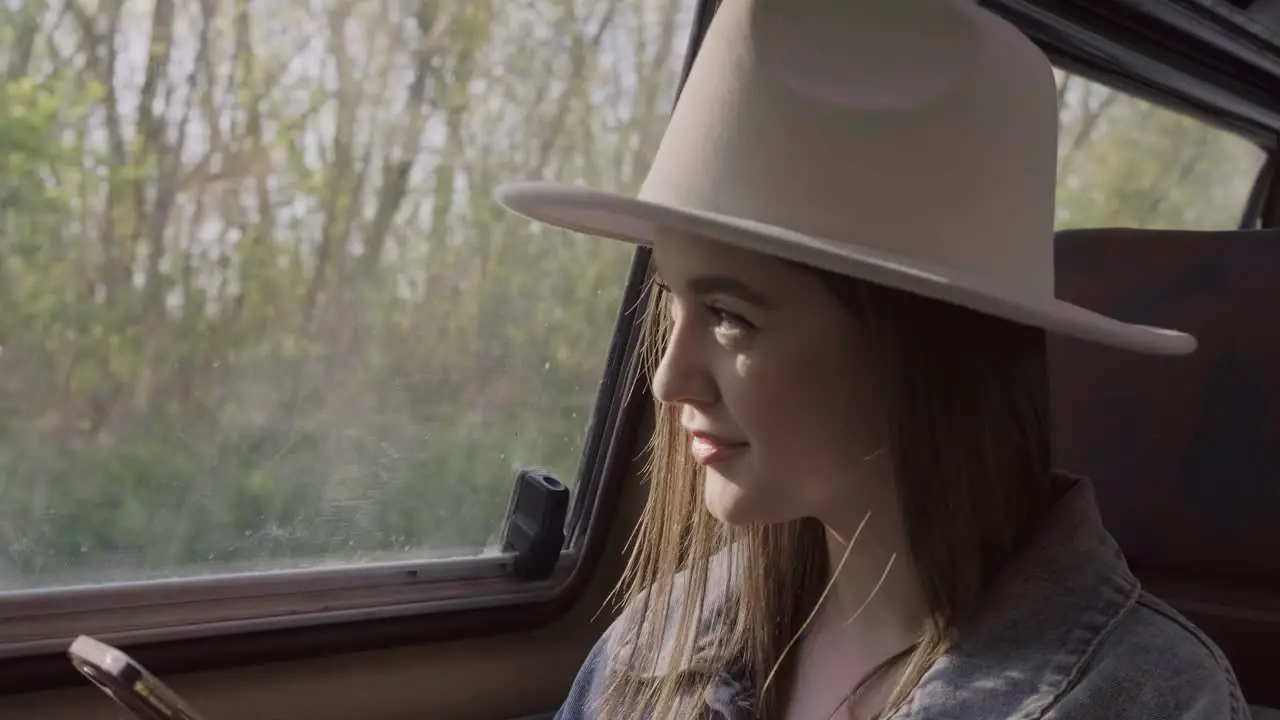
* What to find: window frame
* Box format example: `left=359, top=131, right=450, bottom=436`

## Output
left=0, top=0, right=723, bottom=693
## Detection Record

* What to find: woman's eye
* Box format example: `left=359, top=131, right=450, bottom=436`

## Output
left=707, top=305, right=756, bottom=333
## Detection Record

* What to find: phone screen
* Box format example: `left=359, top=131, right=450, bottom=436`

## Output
left=67, top=636, right=206, bottom=720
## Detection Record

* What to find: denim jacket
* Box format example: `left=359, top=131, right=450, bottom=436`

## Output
left=555, top=475, right=1250, bottom=719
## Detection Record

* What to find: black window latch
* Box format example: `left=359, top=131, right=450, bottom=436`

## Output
left=502, top=469, right=570, bottom=580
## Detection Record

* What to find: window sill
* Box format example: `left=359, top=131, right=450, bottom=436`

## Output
left=0, top=550, right=593, bottom=695
left=0, top=551, right=581, bottom=660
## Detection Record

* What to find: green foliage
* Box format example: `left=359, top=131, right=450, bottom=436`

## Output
left=0, top=3, right=1265, bottom=589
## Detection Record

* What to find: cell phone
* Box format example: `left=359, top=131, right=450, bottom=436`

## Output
left=67, top=635, right=206, bottom=720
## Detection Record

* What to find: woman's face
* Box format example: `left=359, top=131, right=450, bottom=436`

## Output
left=651, top=231, right=890, bottom=526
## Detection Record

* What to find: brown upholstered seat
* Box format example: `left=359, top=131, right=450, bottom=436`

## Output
left=1051, top=227, right=1280, bottom=708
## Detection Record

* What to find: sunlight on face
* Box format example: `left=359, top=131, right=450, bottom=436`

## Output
left=651, top=230, right=889, bottom=526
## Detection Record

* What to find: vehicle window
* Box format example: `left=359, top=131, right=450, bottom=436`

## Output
left=1054, top=69, right=1268, bottom=230
left=0, top=0, right=693, bottom=592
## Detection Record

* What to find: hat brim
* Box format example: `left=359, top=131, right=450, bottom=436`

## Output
left=495, top=181, right=1196, bottom=356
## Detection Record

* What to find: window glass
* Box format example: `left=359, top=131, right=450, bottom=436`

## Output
left=0, top=0, right=693, bottom=589
left=1054, top=69, right=1268, bottom=230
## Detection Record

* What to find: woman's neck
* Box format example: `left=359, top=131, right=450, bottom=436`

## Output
left=816, top=509, right=930, bottom=657
left=777, top=515, right=929, bottom=720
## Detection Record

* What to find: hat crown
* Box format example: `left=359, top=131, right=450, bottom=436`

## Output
left=638, top=0, right=1060, bottom=299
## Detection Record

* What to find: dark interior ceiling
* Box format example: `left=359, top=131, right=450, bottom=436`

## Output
left=983, top=0, right=1280, bottom=144
left=1129, top=0, right=1280, bottom=72
left=1189, top=0, right=1280, bottom=43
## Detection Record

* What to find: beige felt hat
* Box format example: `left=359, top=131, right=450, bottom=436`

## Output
left=495, top=0, right=1195, bottom=355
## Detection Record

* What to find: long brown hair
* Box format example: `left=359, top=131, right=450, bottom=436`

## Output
left=595, top=264, right=1053, bottom=718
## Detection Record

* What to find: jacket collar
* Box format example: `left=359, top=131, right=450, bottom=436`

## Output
left=887, top=473, right=1140, bottom=718
left=608, top=473, right=1140, bottom=719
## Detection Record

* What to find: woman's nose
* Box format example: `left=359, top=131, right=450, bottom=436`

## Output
left=652, top=312, right=718, bottom=408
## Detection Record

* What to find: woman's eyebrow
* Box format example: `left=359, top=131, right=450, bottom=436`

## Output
left=686, top=275, right=773, bottom=309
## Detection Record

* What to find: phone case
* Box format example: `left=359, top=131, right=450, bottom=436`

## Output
left=67, top=636, right=206, bottom=720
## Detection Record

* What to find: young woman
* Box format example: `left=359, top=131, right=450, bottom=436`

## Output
left=498, top=0, right=1246, bottom=718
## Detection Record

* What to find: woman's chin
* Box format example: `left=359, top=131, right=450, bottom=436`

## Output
left=702, top=471, right=782, bottom=525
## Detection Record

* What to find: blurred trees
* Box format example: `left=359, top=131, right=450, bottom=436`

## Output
left=0, top=1, right=1265, bottom=588
left=1053, top=69, right=1264, bottom=229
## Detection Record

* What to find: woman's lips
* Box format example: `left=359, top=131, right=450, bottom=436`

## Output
left=689, top=432, right=749, bottom=466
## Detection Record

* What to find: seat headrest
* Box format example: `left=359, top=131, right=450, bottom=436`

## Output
left=1050, top=226, right=1280, bottom=706
left=1051, top=227, right=1280, bottom=575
